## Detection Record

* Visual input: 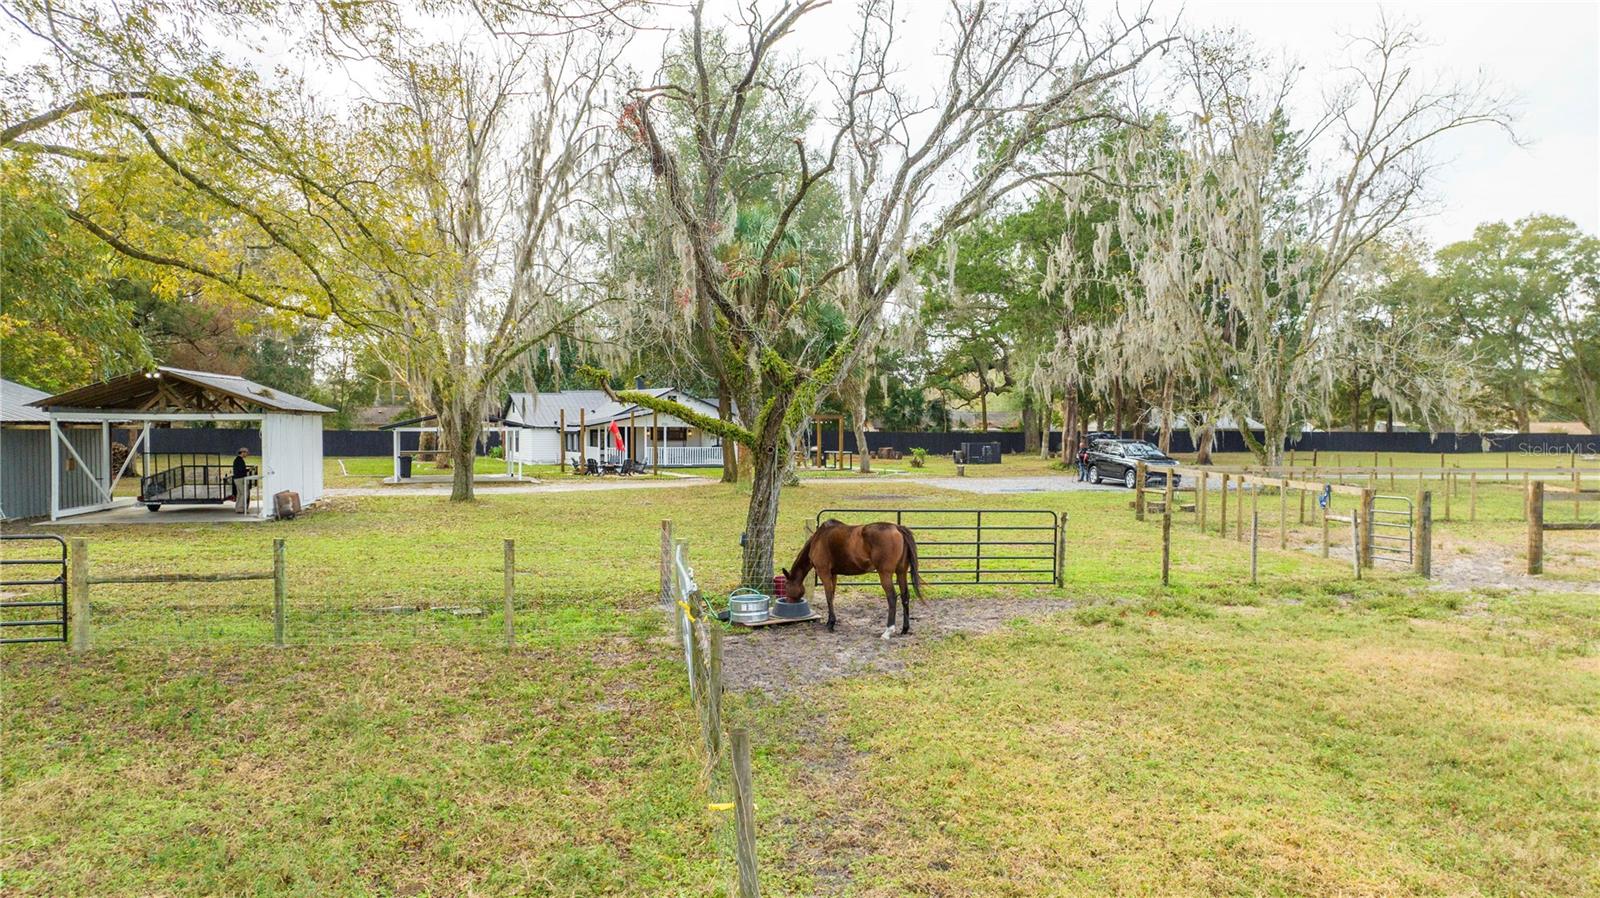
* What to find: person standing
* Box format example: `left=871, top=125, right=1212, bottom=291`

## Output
left=232, top=448, right=254, bottom=513
left=1075, top=442, right=1089, bottom=481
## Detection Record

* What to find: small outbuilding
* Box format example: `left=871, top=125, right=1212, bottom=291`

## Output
left=28, top=367, right=332, bottom=521
left=2, top=377, right=109, bottom=521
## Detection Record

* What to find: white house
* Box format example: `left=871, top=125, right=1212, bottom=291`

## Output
left=501, top=387, right=726, bottom=467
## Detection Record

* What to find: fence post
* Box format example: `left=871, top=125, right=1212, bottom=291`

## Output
left=503, top=538, right=516, bottom=650
left=1279, top=479, right=1288, bottom=550
left=1359, top=489, right=1375, bottom=569
left=1321, top=505, right=1330, bottom=559
left=1351, top=518, right=1361, bottom=580
left=1056, top=513, right=1067, bottom=588
left=1469, top=472, right=1478, bottom=522
left=1163, top=477, right=1173, bottom=517
left=1135, top=462, right=1147, bottom=521
left=1161, top=504, right=1172, bottom=587
left=1219, top=474, right=1229, bottom=537
left=1198, top=471, right=1208, bottom=532
left=69, top=538, right=90, bottom=654
left=1298, top=486, right=1305, bottom=525
left=1416, top=491, right=1432, bottom=579
left=1444, top=474, right=1452, bottom=521
left=1244, top=480, right=1254, bottom=543
left=704, top=618, right=724, bottom=769
left=1527, top=480, right=1544, bottom=575
left=731, top=728, right=761, bottom=898
left=273, top=538, right=286, bottom=648
left=1250, top=511, right=1259, bottom=585
left=1237, top=478, right=1246, bottom=542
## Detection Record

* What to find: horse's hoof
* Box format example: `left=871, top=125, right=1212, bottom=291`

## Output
left=881, top=627, right=894, bottom=640
left=826, top=620, right=836, bottom=632
left=901, top=626, right=911, bottom=635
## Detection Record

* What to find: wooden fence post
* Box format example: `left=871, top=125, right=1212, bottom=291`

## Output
left=731, top=728, right=761, bottom=898
left=1161, top=504, right=1172, bottom=587
left=1416, top=491, right=1432, bottom=579
left=1250, top=511, right=1259, bottom=585
left=503, top=538, right=516, bottom=649
left=273, top=538, right=286, bottom=648
left=1298, top=487, right=1305, bottom=525
left=704, top=618, right=724, bottom=768
left=1218, top=474, right=1228, bottom=536
left=69, top=538, right=89, bottom=654
left=1197, top=472, right=1208, bottom=532
left=1279, top=479, right=1288, bottom=550
left=1359, top=488, right=1375, bottom=569
left=1321, top=506, right=1330, bottom=559
left=1351, top=518, right=1362, bottom=580
left=1527, top=480, right=1544, bottom=575
left=1135, top=462, right=1147, bottom=521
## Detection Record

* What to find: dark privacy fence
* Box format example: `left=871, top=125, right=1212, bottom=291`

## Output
left=818, top=428, right=1598, bottom=457
left=120, top=426, right=1594, bottom=458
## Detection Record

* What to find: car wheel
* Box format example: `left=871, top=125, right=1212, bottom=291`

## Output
left=1093, top=465, right=1105, bottom=484
left=1123, top=469, right=1135, bottom=489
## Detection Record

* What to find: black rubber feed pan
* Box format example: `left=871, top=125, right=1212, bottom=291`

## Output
left=771, top=598, right=812, bottom=619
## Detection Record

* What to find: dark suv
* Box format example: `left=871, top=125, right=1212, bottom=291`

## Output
left=1086, top=439, right=1180, bottom=489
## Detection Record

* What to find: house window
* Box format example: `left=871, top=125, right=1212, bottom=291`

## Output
left=666, top=427, right=688, bottom=443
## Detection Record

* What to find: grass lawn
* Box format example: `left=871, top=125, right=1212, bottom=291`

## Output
left=2, top=472, right=1596, bottom=895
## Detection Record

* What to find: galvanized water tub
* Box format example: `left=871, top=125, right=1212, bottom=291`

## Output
left=728, top=588, right=771, bottom=625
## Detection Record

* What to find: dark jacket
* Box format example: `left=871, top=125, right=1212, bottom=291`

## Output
left=232, top=456, right=249, bottom=480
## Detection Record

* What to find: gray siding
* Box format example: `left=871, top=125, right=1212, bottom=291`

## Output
left=1, top=426, right=107, bottom=520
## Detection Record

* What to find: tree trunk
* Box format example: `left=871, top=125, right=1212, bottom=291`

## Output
left=741, top=432, right=789, bottom=588
left=1113, top=382, right=1124, bottom=436
left=719, top=388, right=739, bottom=483
left=442, top=409, right=480, bottom=502
left=1038, top=396, right=1051, bottom=458
left=1157, top=377, right=1175, bottom=453
left=853, top=400, right=871, bottom=473
left=979, top=391, right=989, bottom=432
left=1022, top=397, right=1039, bottom=453
left=1061, top=393, right=1077, bottom=462
left=1349, top=378, right=1361, bottom=430
left=1196, top=420, right=1215, bottom=465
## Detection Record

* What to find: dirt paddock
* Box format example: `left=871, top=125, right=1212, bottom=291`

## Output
left=722, top=593, right=1078, bottom=693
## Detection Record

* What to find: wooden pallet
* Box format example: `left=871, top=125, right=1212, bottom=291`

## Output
left=735, top=613, right=822, bottom=628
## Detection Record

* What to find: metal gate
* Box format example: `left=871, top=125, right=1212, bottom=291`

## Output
left=814, top=509, right=1062, bottom=586
left=1, top=534, right=68, bottom=645
left=1370, top=495, right=1413, bottom=565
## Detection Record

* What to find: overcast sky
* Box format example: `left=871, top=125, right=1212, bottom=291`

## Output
left=660, top=0, right=1599, bottom=250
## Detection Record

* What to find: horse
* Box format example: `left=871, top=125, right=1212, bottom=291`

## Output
left=781, top=519, right=924, bottom=638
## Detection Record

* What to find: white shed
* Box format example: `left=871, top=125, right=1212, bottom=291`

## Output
left=30, top=367, right=331, bottom=520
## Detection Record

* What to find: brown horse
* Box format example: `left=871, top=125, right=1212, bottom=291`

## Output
left=782, top=520, right=924, bottom=637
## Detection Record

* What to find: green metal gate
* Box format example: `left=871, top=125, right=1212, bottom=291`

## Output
left=1, top=534, right=68, bottom=645
left=813, top=509, right=1062, bottom=587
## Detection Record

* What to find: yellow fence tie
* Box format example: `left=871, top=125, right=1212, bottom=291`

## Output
left=677, top=599, right=696, bottom=622
left=706, top=802, right=734, bottom=812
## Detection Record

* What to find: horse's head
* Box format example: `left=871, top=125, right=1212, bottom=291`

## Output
left=780, top=567, right=806, bottom=601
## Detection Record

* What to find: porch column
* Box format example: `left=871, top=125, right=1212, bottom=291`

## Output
left=579, top=408, right=587, bottom=468
left=48, top=417, right=61, bottom=521
left=652, top=410, right=660, bottom=470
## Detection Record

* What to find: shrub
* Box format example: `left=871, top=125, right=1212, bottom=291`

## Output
left=910, top=447, right=927, bottom=468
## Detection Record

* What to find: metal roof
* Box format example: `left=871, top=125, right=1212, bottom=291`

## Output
left=31, top=367, right=333, bottom=415
left=1, top=378, right=52, bottom=424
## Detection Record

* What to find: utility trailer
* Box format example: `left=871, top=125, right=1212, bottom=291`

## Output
left=138, top=452, right=254, bottom=512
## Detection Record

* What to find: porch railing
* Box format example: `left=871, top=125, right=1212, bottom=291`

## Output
left=641, top=444, right=724, bottom=467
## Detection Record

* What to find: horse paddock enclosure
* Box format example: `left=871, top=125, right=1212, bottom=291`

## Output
left=2, top=457, right=1597, bottom=896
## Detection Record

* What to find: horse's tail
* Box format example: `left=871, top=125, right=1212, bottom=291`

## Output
left=897, top=525, right=924, bottom=601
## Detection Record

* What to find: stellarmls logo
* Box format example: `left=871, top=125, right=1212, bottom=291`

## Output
left=1518, top=441, right=1598, bottom=455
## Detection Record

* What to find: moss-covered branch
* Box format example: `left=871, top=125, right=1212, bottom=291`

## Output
left=578, top=365, right=756, bottom=448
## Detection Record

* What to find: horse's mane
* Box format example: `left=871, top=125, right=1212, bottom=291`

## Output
left=789, top=519, right=846, bottom=578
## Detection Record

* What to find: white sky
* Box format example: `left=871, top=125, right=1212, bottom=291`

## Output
left=657, top=0, right=1600, bottom=250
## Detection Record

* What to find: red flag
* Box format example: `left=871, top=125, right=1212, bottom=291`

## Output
left=608, top=420, right=625, bottom=451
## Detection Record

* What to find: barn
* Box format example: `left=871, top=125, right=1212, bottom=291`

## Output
left=501, top=387, right=726, bottom=467
left=2, top=378, right=109, bottom=521
left=27, top=367, right=331, bottom=520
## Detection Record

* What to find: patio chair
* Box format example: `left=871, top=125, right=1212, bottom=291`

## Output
left=585, top=458, right=602, bottom=476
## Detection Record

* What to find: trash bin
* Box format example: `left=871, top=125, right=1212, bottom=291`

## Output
left=398, top=455, right=413, bottom=479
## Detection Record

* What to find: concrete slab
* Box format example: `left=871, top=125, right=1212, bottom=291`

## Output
left=35, top=503, right=268, bottom=526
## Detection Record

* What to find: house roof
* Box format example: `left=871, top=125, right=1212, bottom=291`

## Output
left=31, top=367, right=334, bottom=415
left=503, top=387, right=719, bottom=429
left=1, top=378, right=52, bottom=424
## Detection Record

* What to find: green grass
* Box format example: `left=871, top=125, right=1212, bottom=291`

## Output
left=3, top=474, right=1596, bottom=895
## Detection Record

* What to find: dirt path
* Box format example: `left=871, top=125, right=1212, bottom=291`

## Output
left=722, top=595, right=1078, bottom=694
